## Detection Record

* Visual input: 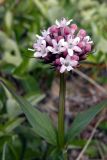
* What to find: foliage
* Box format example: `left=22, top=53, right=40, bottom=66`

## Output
left=0, top=0, right=107, bottom=159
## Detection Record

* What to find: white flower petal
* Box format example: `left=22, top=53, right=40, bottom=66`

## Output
left=62, top=18, right=66, bottom=25
left=36, top=34, right=42, bottom=39
left=52, top=39, right=57, bottom=47
left=60, top=47, right=66, bottom=52
left=84, top=36, right=90, bottom=42
left=60, top=65, right=66, bottom=73
left=66, top=55, right=71, bottom=61
left=70, top=60, right=78, bottom=66
left=42, top=53, right=47, bottom=57
left=66, top=19, right=73, bottom=25
left=59, top=39, right=67, bottom=46
left=47, top=46, right=53, bottom=52
left=68, top=49, right=74, bottom=56
left=73, top=46, right=82, bottom=52
left=60, top=57, right=65, bottom=64
left=59, top=38, right=64, bottom=44
left=41, top=40, right=46, bottom=48
left=28, top=48, right=35, bottom=51
left=53, top=50, right=59, bottom=54
left=41, top=29, right=50, bottom=37
left=67, top=35, right=73, bottom=41
left=73, top=37, right=80, bottom=45
left=55, top=20, right=60, bottom=26
left=34, top=52, right=42, bottom=57
left=67, top=66, right=73, bottom=71
left=89, top=41, right=93, bottom=44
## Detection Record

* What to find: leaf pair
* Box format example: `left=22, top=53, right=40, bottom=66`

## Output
left=1, top=80, right=107, bottom=148
left=0, top=80, right=57, bottom=146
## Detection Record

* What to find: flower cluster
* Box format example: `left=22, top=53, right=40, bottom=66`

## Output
left=29, top=18, right=93, bottom=73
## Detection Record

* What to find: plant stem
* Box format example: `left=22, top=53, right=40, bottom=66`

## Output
left=58, top=73, right=66, bottom=148
left=63, top=149, right=68, bottom=160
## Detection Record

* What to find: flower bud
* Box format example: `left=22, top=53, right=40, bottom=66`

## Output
left=70, top=24, right=78, bottom=33
left=64, top=26, right=70, bottom=35
left=49, top=25, right=59, bottom=33
left=71, top=55, right=79, bottom=61
left=78, top=29, right=86, bottom=38
left=85, top=44, right=91, bottom=52
left=63, top=51, right=68, bottom=57
left=57, top=36, right=64, bottom=42
left=55, top=58, right=61, bottom=65
left=78, top=42, right=85, bottom=48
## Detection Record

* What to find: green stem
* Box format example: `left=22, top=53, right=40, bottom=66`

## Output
left=63, top=149, right=68, bottom=160
left=58, top=73, right=66, bottom=148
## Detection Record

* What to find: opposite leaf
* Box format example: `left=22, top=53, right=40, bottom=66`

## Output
left=66, top=99, right=107, bottom=145
left=0, top=80, right=57, bottom=145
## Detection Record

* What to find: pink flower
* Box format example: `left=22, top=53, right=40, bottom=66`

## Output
left=70, top=24, right=78, bottom=34
left=77, top=29, right=86, bottom=39
left=67, top=35, right=82, bottom=56
left=83, top=36, right=93, bottom=44
left=60, top=55, right=78, bottom=73
left=33, top=35, right=44, bottom=49
left=41, top=29, right=50, bottom=38
left=47, top=39, right=67, bottom=54
left=34, top=40, right=48, bottom=58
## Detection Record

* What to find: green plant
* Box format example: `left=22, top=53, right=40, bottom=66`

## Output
left=0, top=1, right=107, bottom=159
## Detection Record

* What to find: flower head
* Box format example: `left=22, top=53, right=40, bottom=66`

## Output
left=29, top=18, right=93, bottom=73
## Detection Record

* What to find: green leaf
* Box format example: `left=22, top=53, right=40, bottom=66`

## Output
left=3, top=118, right=24, bottom=134
left=0, top=80, right=57, bottom=145
left=5, top=10, right=13, bottom=31
left=0, top=118, right=24, bottom=137
left=0, top=136, right=11, bottom=151
left=2, top=143, right=7, bottom=160
left=66, top=99, right=107, bottom=144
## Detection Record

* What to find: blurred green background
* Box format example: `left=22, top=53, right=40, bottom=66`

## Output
left=0, top=0, right=107, bottom=159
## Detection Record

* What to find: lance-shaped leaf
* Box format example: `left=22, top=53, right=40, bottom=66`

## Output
left=0, top=80, right=57, bottom=145
left=66, top=99, right=107, bottom=144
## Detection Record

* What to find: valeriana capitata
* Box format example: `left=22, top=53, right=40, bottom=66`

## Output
left=1, top=18, right=107, bottom=160
left=29, top=18, right=93, bottom=73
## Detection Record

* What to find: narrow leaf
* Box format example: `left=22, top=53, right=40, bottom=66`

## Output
left=2, top=143, right=7, bottom=160
left=4, top=118, right=24, bottom=133
left=66, top=100, right=107, bottom=144
left=0, top=80, right=57, bottom=145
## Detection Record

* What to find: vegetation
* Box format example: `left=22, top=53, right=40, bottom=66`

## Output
left=0, top=0, right=107, bottom=159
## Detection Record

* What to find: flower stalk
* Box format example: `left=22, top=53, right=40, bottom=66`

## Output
left=58, top=73, right=66, bottom=148
left=29, top=17, right=93, bottom=159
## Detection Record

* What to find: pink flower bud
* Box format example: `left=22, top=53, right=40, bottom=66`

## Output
left=45, top=35, right=52, bottom=44
left=85, top=44, right=91, bottom=52
left=79, top=54, right=87, bottom=60
left=71, top=55, right=79, bottom=61
left=78, top=42, right=85, bottom=48
left=78, top=29, right=86, bottom=38
left=49, top=25, right=59, bottom=33
left=64, top=26, right=70, bottom=35
left=70, top=24, right=78, bottom=33
left=55, top=58, right=61, bottom=65
left=57, top=36, right=64, bottom=42
left=63, top=51, right=68, bottom=57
